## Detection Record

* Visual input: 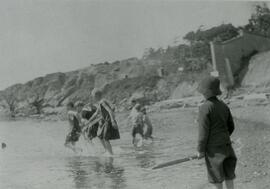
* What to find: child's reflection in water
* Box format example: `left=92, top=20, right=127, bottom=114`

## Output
left=66, top=157, right=126, bottom=189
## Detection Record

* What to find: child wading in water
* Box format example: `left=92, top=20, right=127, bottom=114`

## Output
left=74, top=101, right=85, bottom=124
left=128, top=103, right=144, bottom=145
left=197, top=76, right=237, bottom=189
left=65, top=102, right=82, bottom=153
left=81, top=103, right=99, bottom=142
left=128, top=99, right=153, bottom=145
left=83, top=89, right=120, bottom=156
left=141, top=107, right=153, bottom=140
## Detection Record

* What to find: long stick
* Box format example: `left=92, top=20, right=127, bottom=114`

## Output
left=152, top=155, right=199, bottom=170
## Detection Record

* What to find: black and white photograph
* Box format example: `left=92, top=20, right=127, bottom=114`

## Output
left=1, top=1, right=270, bottom=189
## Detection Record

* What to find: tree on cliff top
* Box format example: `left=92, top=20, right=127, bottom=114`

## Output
left=245, top=3, right=270, bottom=37
left=183, top=24, right=238, bottom=43
left=28, top=95, right=44, bottom=114
left=178, top=24, right=238, bottom=72
left=1, top=93, right=17, bottom=117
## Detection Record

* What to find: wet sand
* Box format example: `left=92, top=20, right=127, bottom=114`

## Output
left=0, top=105, right=270, bottom=189
left=143, top=106, right=270, bottom=189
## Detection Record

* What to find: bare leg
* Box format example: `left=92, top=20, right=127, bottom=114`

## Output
left=212, top=183, right=223, bottom=189
left=84, top=136, right=94, bottom=146
left=83, top=135, right=95, bottom=151
left=132, top=126, right=136, bottom=146
left=225, top=180, right=234, bottom=189
left=65, top=142, right=73, bottom=149
left=65, top=142, right=81, bottom=153
left=137, top=134, right=143, bottom=147
left=104, top=140, right=113, bottom=155
left=99, top=138, right=106, bottom=152
left=132, top=137, right=136, bottom=146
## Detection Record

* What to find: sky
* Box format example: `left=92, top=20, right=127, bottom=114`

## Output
left=0, top=0, right=257, bottom=90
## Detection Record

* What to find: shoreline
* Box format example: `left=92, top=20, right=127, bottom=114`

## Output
left=1, top=102, right=270, bottom=188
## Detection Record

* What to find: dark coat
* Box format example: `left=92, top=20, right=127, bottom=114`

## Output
left=197, top=97, right=234, bottom=153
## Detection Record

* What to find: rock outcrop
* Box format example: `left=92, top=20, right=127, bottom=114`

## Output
left=0, top=58, right=174, bottom=116
left=242, top=51, right=270, bottom=88
left=0, top=55, right=211, bottom=118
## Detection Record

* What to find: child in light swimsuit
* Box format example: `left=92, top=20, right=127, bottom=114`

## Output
left=128, top=103, right=144, bottom=145
left=141, top=107, right=153, bottom=140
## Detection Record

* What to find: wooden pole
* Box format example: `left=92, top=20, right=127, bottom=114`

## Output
left=152, top=155, right=199, bottom=170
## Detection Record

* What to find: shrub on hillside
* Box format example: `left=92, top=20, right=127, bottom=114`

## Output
left=102, top=75, right=161, bottom=105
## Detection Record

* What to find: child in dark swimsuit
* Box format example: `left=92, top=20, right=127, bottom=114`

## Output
left=129, top=104, right=144, bottom=145
left=65, top=102, right=82, bottom=152
left=81, top=104, right=99, bottom=141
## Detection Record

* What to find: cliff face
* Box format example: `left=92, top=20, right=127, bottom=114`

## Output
left=242, top=51, right=270, bottom=88
left=0, top=58, right=164, bottom=116
left=0, top=56, right=209, bottom=117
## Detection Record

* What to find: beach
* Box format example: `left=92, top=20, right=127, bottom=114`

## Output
left=1, top=104, right=270, bottom=189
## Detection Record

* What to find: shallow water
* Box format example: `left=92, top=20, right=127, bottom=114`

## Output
left=0, top=111, right=207, bottom=189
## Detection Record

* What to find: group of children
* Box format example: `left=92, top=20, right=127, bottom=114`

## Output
left=65, top=76, right=237, bottom=189
left=65, top=88, right=153, bottom=156
left=65, top=89, right=120, bottom=156
left=128, top=99, right=153, bottom=145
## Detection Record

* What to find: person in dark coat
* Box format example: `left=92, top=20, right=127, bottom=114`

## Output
left=197, top=76, right=237, bottom=189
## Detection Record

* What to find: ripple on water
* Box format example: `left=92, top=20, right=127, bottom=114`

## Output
left=0, top=115, right=204, bottom=189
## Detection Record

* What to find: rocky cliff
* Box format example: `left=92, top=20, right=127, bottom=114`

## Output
left=242, top=51, right=270, bottom=88
left=4, top=47, right=270, bottom=119
left=0, top=56, right=207, bottom=118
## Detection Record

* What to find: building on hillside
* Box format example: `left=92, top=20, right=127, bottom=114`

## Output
left=120, top=74, right=128, bottom=79
left=178, top=67, right=184, bottom=72
left=210, top=30, right=270, bottom=89
left=157, top=67, right=165, bottom=77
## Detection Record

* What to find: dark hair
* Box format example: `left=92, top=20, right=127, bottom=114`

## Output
left=134, top=104, right=142, bottom=111
left=81, top=105, right=97, bottom=120
left=66, top=102, right=74, bottom=108
left=91, top=88, right=102, bottom=98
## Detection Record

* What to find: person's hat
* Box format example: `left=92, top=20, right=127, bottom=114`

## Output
left=197, top=76, right=222, bottom=98
left=134, top=103, right=142, bottom=111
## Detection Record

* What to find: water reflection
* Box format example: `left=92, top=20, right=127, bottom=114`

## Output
left=134, top=144, right=156, bottom=169
left=66, top=156, right=126, bottom=189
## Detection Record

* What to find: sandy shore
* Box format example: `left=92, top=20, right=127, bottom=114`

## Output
left=139, top=104, right=270, bottom=189
left=1, top=97, right=270, bottom=188
left=230, top=105, right=270, bottom=189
